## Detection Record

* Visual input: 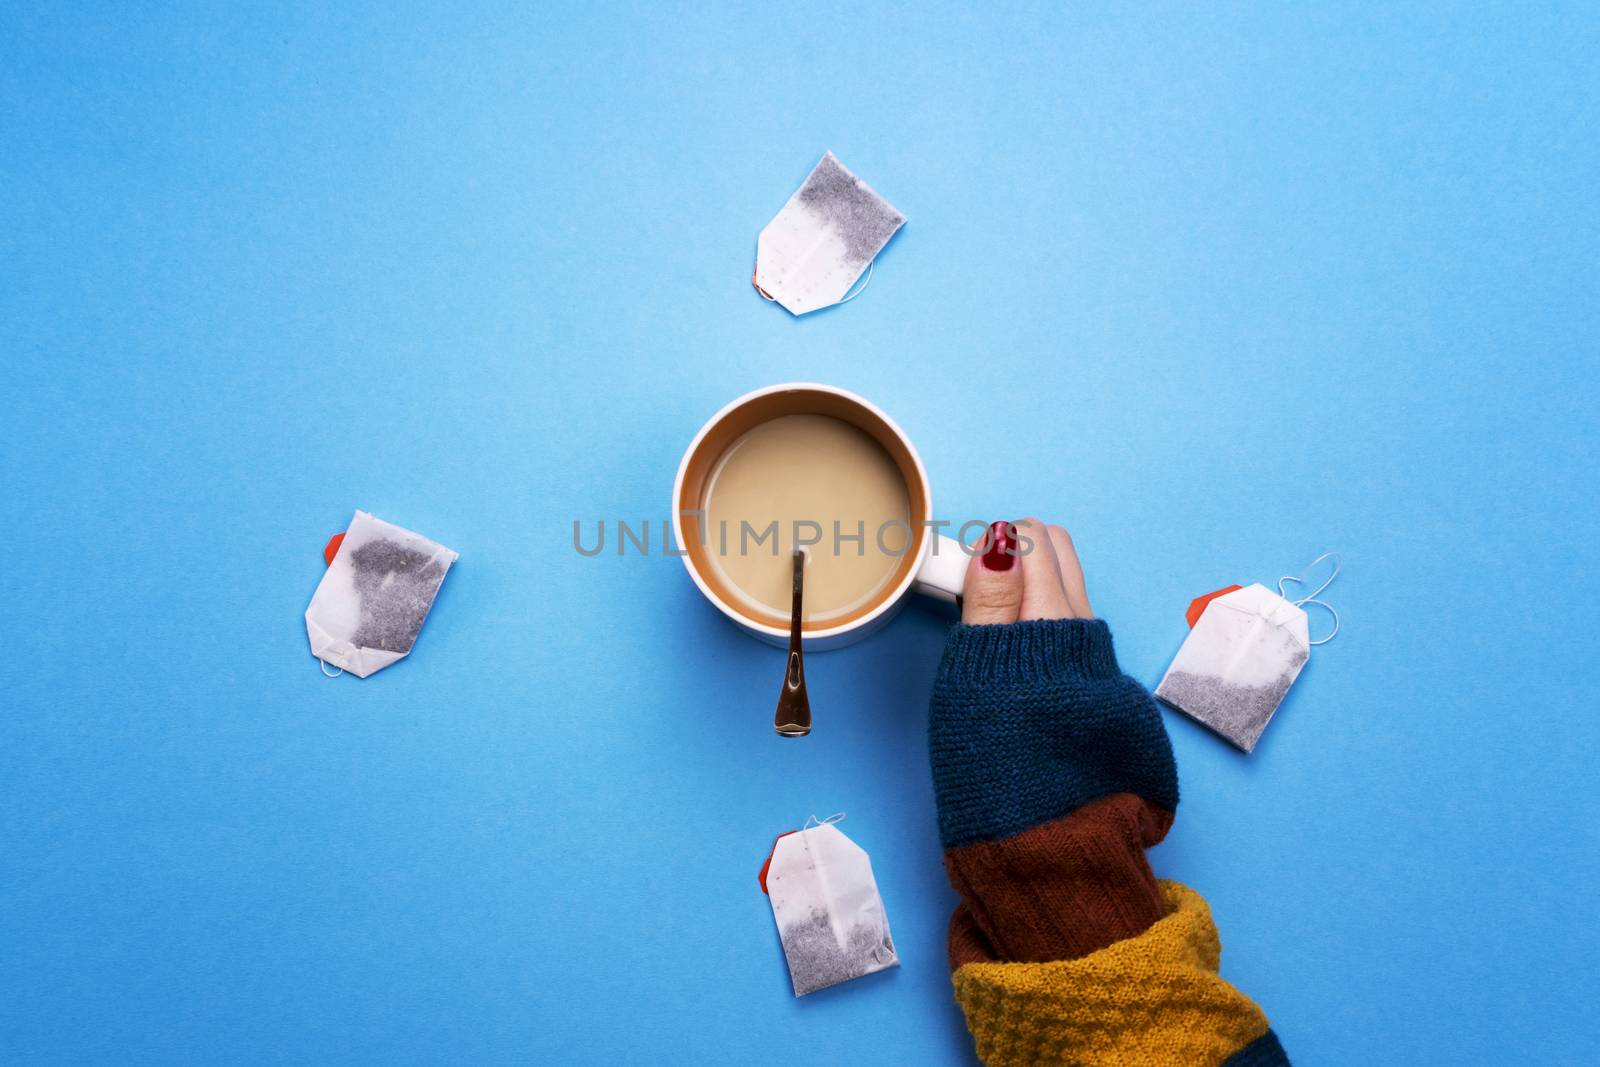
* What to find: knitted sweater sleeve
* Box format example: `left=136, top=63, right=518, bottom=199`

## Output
left=929, top=619, right=1289, bottom=1067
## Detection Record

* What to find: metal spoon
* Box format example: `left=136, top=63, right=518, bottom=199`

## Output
left=773, top=549, right=811, bottom=737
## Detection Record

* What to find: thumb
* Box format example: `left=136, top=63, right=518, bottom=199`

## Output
left=961, top=521, right=1023, bottom=626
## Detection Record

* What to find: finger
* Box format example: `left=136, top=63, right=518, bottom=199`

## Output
left=1047, top=525, right=1093, bottom=618
left=1014, top=518, right=1074, bottom=621
left=961, top=521, right=1023, bottom=626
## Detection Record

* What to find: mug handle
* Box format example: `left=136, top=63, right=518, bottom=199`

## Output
left=913, top=534, right=967, bottom=604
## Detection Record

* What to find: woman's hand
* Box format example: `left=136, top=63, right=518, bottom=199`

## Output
left=962, top=519, right=1092, bottom=624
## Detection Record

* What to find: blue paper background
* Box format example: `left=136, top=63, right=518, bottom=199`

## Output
left=3, top=3, right=1597, bottom=1064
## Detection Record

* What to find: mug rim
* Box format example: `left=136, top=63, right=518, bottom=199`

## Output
left=672, top=382, right=933, bottom=641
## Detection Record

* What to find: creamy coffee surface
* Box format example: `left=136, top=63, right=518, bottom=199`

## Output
left=699, top=414, right=912, bottom=623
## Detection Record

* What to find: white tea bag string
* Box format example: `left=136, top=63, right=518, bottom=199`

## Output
left=1300, top=601, right=1339, bottom=645
left=758, top=259, right=876, bottom=306
left=319, top=659, right=345, bottom=678
left=836, top=260, right=874, bottom=304
left=1278, top=551, right=1341, bottom=645
left=1277, top=551, right=1341, bottom=604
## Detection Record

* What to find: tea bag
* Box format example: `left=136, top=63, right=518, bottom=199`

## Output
left=305, top=511, right=458, bottom=678
left=1155, top=556, right=1340, bottom=752
left=754, top=152, right=905, bottom=316
left=759, top=815, right=899, bottom=996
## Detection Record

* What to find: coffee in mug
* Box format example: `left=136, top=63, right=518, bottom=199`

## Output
left=674, top=384, right=969, bottom=650
left=699, top=413, right=912, bottom=624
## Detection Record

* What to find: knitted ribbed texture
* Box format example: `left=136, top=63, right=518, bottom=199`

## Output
left=945, top=793, right=1175, bottom=966
left=930, top=619, right=1179, bottom=849
left=952, top=882, right=1277, bottom=1067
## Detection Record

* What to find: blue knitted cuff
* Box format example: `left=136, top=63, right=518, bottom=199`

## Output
left=936, top=617, right=1124, bottom=684
left=929, top=619, right=1179, bottom=849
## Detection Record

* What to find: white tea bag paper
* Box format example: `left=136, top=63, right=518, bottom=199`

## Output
left=305, top=511, right=458, bottom=678
left=1155, top=583, right=1310, bottom=752
left=755, top=152, right=905, bottom=316
left=761, top=819, right=899, bottom=996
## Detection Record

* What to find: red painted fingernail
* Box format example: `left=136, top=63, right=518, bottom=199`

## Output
left=982, top=521, right=1015, bottom=571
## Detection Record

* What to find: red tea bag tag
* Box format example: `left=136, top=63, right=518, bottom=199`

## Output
left=323, top=532, right=346, bottom=567
left=758, top=831, right=798, bottom=894
left=1186, top=585, right=1243, bottom=628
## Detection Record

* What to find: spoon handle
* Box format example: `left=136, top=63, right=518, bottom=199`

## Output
left=774, top=549, right=811, bottom=737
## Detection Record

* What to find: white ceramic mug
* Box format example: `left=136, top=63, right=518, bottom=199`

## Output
left=672, top=382, right=968, bottom=649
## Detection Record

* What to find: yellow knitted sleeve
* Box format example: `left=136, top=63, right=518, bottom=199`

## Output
left=951, top=881, right=1272, bottom=1066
